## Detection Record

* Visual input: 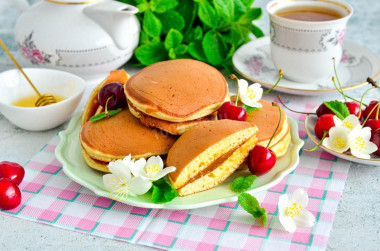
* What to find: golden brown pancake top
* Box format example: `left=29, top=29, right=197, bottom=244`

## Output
left=246, top=99, right=286, bottom=141
left=81, top=109, right=177, bottom=158
left=167, top=119, right=255, bottom=182
left=125, top=59, right=228, bottom=118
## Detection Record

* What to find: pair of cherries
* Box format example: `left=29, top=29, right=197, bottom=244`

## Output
left=218, top=101, right=277, bottom=176
left=0, top=161, right=25, bottom=210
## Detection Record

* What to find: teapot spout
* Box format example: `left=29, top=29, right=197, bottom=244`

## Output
left=84, top=1, right=140, bottom=50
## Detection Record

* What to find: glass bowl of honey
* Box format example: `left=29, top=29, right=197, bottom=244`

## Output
left=0, top=68, right=85, bottom=131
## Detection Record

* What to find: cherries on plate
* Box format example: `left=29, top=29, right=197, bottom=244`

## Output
left=218, top=101, right=247, bottom=121
left=98, top=82, right=127, bottom=110
left=247, top=145, right=276, bottom=176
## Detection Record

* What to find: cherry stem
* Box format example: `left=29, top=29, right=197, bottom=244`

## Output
left=229, top=74, right=240, bottom=106
left=303, top=130, right=328, bottom=152
left=362, top=102, right=380, bottom=126
left=266, top=102, right=282, bottom=149
left=277, top=95, right=316, bottom=115
left=104, top=95, right=114, bottom=118
left=331, top=76, right=368, bottom=107
left=332, top=57, right=347, bottom=102
left=263, top=69, right=283, bottom=96
left=358, top=86, right=375, bottom=118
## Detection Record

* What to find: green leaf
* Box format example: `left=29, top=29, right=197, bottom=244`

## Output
left=188, top=41, right=207, bottom=61
left=136, top=2, right=150, bottom=13
left=197, top=0, right=219, bottom=28
left=230, top=24, right=251, bottom=48
left=230, top=175, right=257, bottom=193
left=239, top=7, right=262, bottom=25
left=168, top=48, right=176, bottom=59
left=139, top=30, right=151, bottom=45
left=176, top=0, right=197, bottom=34
left=151, top=178, right=178, bottom=203
left=143, top=11, right=162, bottom=38
left=249, top=23, right=265, bottom=38
left=164, top=29, right=183, bottom=50
left=150, top=0, right=178, bottom=13
left=193, top=26, right=203, bottom=41
left=202, top=30, right=228, bottom=65
left=174, top=44, right=188, bottom=55
left=242, top=104, right=259, bottom=113
left=238, top=193, right=268, bottom=226
left=135, top=42, right=167, bottom=65
left=213, top=0, right=234, bottom=26
left=233, top=0, right=248, bottom=21
left=89, top=108, right=122, bottom=122
left=156, top=10, right=185, bottom=34
left=324, top=100, right=350, bottom=120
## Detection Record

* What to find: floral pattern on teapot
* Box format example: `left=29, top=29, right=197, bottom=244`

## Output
left=18, top=32, right=53, bottom=65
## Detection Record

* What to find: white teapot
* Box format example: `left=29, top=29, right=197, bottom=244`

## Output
left=13, top=0, right=140, bottom=76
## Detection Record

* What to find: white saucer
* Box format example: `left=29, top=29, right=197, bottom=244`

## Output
left=232, top=37, right=380, bottom=96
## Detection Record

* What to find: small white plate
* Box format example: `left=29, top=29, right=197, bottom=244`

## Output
left=56, top=113, right=304, bottom=210
left=304, top=107, right=380, bottom=166
left=233, top=37, right=380, bottom=96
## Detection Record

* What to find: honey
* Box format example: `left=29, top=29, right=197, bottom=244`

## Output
left=11, top=95, right=64, bottom=107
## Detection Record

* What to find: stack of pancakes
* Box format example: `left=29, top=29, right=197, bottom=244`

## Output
left=79, top=70, right=177, bottom=173
left=124, top=59, right=230, bottom=135
left=79, top=60, right=292, bottom=197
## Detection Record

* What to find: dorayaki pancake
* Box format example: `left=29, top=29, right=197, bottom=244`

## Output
left=124, top=59, right=230, bottom=123
left=167, top=120, right=258, bottom=196
left=231, top=97, right=291, bottom=158
left=128, top=103, right=217, bottom=135
left=80, top=108, right=177, bottom=164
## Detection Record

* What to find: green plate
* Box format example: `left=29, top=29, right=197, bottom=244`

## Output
left=55, top=113, right=304, bottom=210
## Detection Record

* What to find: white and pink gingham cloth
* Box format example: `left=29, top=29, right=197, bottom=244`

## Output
left=0, top=100, right=350, bottom=250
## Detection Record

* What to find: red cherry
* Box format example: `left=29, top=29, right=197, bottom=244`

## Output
left=247, top=145, right=276, bottom=176
left=363, top=101, right=379, bottom=120
left=316, top=103, right=334, bottom=117
left=345, top=101, right=362, bottom=119
left=218, top=101, right=247, bottom=121
left=0, top=178, right=22, bottom=210
left=370, top=129, right=380, bottom=156
left=314, top=114, right=335, bottom=140
left=0, top=161, right=25, bottom=185
left=365, top=119, right=380, bottom=136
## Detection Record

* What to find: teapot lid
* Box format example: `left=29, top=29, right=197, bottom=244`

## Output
left=46, top=0, right=100, bottom=4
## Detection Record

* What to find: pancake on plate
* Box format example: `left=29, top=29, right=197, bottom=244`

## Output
left=167, top=120, right=258, bottom=196
left=231, top=97, right=291, bottom=159
left=124, top=59, right=230, bottom=135
left=80, top=70, right=177, bottom=173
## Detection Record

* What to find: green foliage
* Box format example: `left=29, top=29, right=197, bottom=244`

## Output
left=238, top=193, right=268, bottom=226
left=120, top=0, right=264, bottom=71
left=151, top=178, right=178, bottom=203
left=324, top=100, right=350, bottom=120
left=242, top=104, right=259, bottom=113
left=230, top=175, right=257, bottom=193
left=89, top=108, right=122, bottom=122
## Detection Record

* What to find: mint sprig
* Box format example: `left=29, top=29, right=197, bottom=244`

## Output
left=238, top=193, right=268, bottom=226
left=242, top=104, right=259, bottom=114
left=151, top=177, right=178, bottom=203
left=324, top=100, right=350, bottom=120
left=120, top=0, right=264, bottom=71
left=89, top=108, right=122, bottom=122
left=230, top=175, right=257, bottom=193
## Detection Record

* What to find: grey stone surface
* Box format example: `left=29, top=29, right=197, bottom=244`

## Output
left=0, top=0, right=380, bottom=250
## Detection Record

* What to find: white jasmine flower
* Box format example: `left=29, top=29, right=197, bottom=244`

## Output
left=322, top=126, right=350, bottom=153
left=103, top=156, right=152, bottom=201
left=129, top=155, right=176, bottom=181
left=238, top=79, right=263, bottom=108
left=278, top=188, right=315, bottom=233
left=349, top=126, right=378, bottom=159
left=333, top=115, right=360, bottom=133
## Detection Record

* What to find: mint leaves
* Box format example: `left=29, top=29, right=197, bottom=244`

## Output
left=324, top=100, right=350, bottom=120
left=238, top=193, right=268, bottom=226
left=89, top=108, right=122, bottom=122
left=242, top=104, right=259, bottom=114
left=151, top=178, right=178, bottom=203
left=119, top=0, right=264, bottom=71
left=231, top=175, right=267, bottom=226
left=230, top=175, right=257, bottom=193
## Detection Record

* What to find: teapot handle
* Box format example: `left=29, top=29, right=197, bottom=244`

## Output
left=10, top=0, right=30, bottom=12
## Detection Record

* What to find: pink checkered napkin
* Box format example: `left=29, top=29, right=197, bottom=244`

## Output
left=0, top=100, right=350, bottom=250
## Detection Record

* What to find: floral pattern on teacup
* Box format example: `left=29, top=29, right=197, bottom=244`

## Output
left=18, top=32, right=53, bottom=65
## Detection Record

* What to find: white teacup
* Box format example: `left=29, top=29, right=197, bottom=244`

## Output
left=267, top=0, right=353, bottom=83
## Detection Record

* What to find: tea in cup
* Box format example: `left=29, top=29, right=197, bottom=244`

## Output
left=266, top=0, right=353, bottom=83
